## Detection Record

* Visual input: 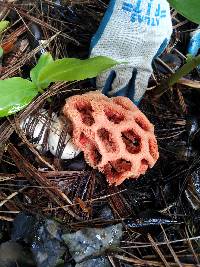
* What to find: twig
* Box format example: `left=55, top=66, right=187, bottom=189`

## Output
left=114, top=254, right=199, bottom=267
left=0, top=188, right=24, bottom=208
left=161, top=225, right=182, bottom=267
left=0, top=215, right=14, bottom=221
left=178, top=78, right=200, bottom=89
left=184, top=227, right=200, bottom=266
left=121, top=235, right=200, bottom=249
left=7, top=143, right=82, bottom=220
left=148, top=234, right=170, bottom=267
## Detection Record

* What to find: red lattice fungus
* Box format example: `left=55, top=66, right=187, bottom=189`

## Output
left=63, top=91, right=159, bottom=185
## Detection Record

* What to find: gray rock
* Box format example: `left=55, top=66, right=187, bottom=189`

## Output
left=11, top=213, right=38, bottom=243
left=31, top=220, right=65, bottom=267
left=12, top=213, right=65, bottom=267
left=0, top=241, right=35, bottom=267
left=62, top=224, right=122, bottom=263
left=75, top=257, right=111, bottom=267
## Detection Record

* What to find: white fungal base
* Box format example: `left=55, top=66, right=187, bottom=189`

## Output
left=20, top=109, right=81, bottom=159
left=20, top=109, right=49, bottom=152
left=48, top=115, right=81, bottom=159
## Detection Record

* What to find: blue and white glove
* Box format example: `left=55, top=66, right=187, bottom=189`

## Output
left=187, top=26, right=200, bottom=57
left=90, top=0, right=172, bottom=104
left=187, top=26, right=200, bottom=70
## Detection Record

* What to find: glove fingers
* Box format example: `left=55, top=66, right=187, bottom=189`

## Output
left=127, top=69, right=137, bottom=100
left=108, top=68, right=138, bottom=101
left=109, top=67, right=133, bottom=95
left=97, top=68, right=132, bottom=99
left=102, top=70, right=116, bottom=96
left=96, top=70, right=114, bottom=90
left=133, top=69, right=152, bottom=104
left=96, top=67, right=151, bottom=105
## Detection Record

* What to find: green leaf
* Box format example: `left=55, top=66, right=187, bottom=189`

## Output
left=30, top=52, right=54, bottom=89
left=38, top=56, right=119, bottom=84
left=168, top=0, right=200, bottom=24
left=0, top=77, right=38, bottom=117
left=0, top=20, right=10, bottom=33
left=0, top=46, right=3, bottom=58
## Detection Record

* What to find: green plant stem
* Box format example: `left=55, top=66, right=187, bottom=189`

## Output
left=168, top=55, right=200, bottom=86
left=37, top=86, right=52, bottom=103
left=37, top=87, right=45, bottom=94
left=154, top=55, right=200, bottom=98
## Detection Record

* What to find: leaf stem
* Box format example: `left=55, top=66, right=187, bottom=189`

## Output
left=154, top=55, right=200, bottom=98
left=168, top=55, right=200, bottom=86
left=37, top=86, right=52, bottom=103
left=37, top=87, right=45, bottom=94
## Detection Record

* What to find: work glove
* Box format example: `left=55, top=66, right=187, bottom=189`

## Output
left=187, top=26, right=200, bottom=57
left=90, top=0, right=173, bottom=104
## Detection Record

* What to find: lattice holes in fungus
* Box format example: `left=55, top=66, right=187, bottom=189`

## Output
left=63, top=91, right=159, bottom=185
